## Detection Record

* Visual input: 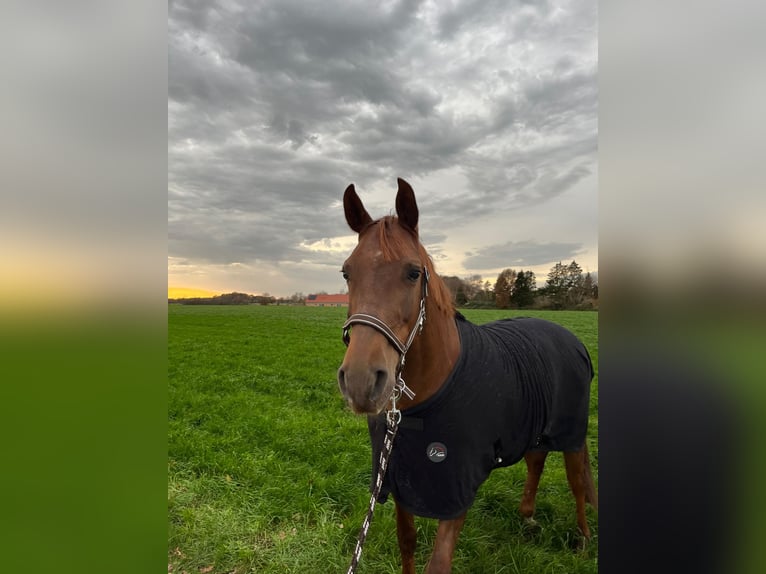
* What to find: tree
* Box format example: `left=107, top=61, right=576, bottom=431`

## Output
left=494, top=269, right=517, bottom=309
left=590, top=275, right=599, bottom=299
left=582, top=272, right=597, bottom=300
left=464, top=274, right=484, bottom=302
left=545, top=260, right=587, bottom=309
left=511, top=270, right=536, bottom=308
left=483, top=280, right=494, bottom=304
left=545, top=262, right=568, bottom=309
left=441, top=276, right=465, bottom=305
left=441, top=275, right=499, bottom=307
left=565, top=261, right=585, bottom=307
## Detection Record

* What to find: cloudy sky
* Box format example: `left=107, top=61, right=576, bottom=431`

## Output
left=168, top=0, right=597, bottom=298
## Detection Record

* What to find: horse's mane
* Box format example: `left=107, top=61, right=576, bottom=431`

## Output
left=373, top=216, right=456, bottom=316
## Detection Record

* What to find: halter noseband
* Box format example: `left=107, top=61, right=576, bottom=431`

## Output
left=342, top=267, right=430, bottom=416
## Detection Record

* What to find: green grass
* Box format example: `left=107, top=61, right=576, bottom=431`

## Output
left=169, top=305, right=598, bottom=573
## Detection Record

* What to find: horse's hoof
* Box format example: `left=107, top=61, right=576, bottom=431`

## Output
left=520, top=516, right=542, bottom=542
left=571, top=534, right=589, bottom=552
left=522, top=516, right=542, bottom=533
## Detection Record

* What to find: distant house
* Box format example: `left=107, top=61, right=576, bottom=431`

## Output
left=305, top=293, right=349, bottom=307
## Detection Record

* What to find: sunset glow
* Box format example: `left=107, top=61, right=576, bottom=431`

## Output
left=168, top=287, right=221, bottom=299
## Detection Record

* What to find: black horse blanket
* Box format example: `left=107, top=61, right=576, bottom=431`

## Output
left=368, top=313, right=594, bottom=519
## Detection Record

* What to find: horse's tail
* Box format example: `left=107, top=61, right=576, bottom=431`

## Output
left=583, top=443, right=598, bottom=511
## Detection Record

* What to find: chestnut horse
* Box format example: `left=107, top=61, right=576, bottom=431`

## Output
left=338, top=178, right=597, bottom=574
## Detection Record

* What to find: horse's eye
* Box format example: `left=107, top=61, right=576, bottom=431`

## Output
left=341, top=270, right=349, bottom=281
left=407, top=268, right=421, bottom=282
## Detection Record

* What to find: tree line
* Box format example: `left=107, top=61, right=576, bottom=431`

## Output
left=442, top=260, right=597, bottom=310
left=169, top=292, right=314, bottom=306
left=168, top=260, right=597, bottom=310
left=168, top=292, right=277, bottom=305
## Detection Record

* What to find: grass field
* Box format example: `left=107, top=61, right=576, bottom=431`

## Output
left=168, top=305, right=598, bottom=573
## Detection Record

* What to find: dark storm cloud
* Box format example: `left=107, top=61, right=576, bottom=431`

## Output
left=169, top=0, right=597, bottom=275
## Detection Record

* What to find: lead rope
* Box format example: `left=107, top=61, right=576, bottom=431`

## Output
left=345, top=385, right=404, bottom=574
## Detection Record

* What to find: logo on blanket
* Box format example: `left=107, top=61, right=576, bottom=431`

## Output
left=426, top=442, right=447, bottom=463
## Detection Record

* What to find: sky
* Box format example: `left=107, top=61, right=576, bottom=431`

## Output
left=168, top=0, right=598, bottom=298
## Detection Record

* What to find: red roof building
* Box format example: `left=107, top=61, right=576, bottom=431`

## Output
left=305, top=293, right=349, bottom=307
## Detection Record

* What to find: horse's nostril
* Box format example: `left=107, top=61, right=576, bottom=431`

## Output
left=338, top=367, right=347, bottom=393
left=371, top=369, right=388, bottom=401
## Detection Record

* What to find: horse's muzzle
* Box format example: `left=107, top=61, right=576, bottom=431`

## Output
left=337, top=362, right=393, bottom=414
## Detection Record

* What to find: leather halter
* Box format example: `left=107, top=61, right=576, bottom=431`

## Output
left=341, top=266, right=430, bottom=401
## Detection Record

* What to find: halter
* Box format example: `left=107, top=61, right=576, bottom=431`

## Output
left=341, top=266, right=430, bottom=421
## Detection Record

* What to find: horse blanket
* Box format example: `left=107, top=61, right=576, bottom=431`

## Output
left=368, top=313, right=594, bottom=519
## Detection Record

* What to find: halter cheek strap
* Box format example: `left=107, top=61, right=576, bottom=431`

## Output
left=341, top=267, right=430, bottom=411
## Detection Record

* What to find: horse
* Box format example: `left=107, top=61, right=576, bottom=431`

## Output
left=337, top=178, right=597, bottom=574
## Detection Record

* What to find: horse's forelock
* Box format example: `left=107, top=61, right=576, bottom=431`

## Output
left=372, top=216, right=455, bottom=315
left=375, top=216, right=415, bottom=263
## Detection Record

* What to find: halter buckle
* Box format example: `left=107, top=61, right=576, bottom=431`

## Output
left=396, top=374, right=416, bottom=400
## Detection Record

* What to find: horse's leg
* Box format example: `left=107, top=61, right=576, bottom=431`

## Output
left=563, top=448, right=591, bottom=540
left=519, top=450, right=548, bottom=524
left=424, top=513, right=467, bottom=574
left=395, top=501, right=417, bottom=574
left=582, top=443, right=598, bottom=511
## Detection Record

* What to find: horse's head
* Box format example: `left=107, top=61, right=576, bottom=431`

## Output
left=337, top=178, right=428, bottom=415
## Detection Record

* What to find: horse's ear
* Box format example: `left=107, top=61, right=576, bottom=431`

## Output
left=343, top=184, right=373, bottom=233
left=395, top=178, right=419, bottom=233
